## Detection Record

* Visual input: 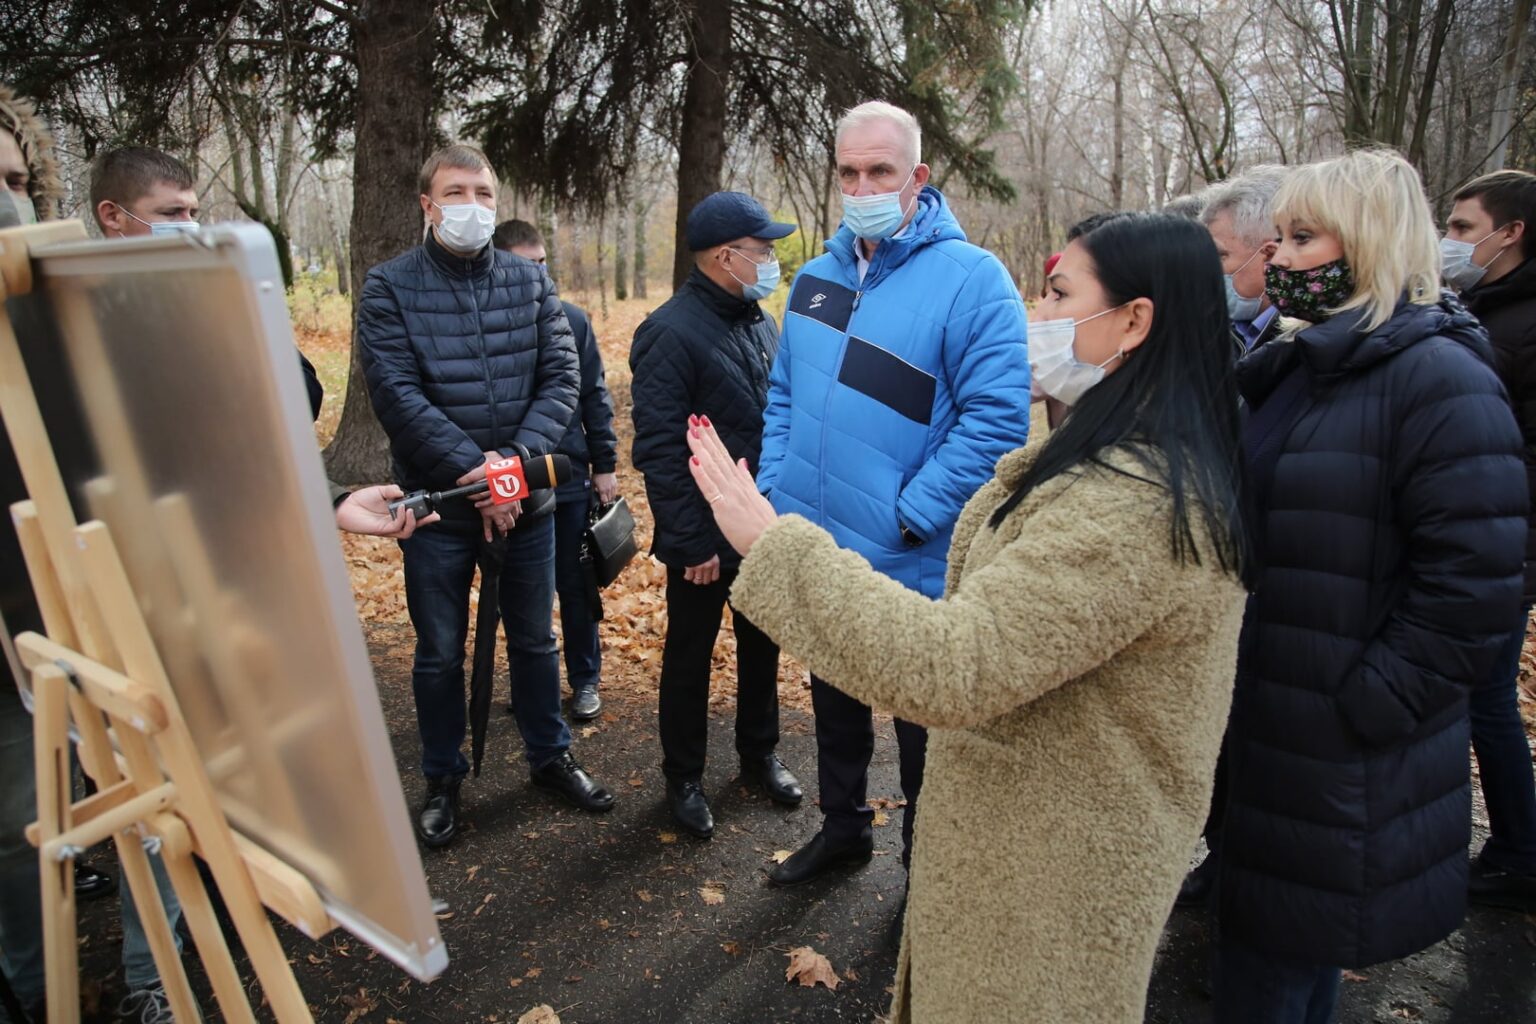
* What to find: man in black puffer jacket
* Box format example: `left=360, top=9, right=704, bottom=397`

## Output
left=359, top=145, right=615, bottom=850
left=630, top=192, right=803, bottom=839
left=1447, top=168, right=1536, bottom=912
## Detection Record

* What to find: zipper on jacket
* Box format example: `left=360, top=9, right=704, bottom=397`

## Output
left=469, top=277, right=498, bottom=448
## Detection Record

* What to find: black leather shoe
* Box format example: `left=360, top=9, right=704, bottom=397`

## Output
left=531, top=751, right=616, bottom=812
left=415, top=775, right=462, bottom=848
left=740, top=755, right=803, bottom=806
left=1468, top=853, right=1536, bottom=913
left=1175, top=851, right=1219, bottom=909
left=74, top=859, right=117, bottom=901
left=768, top=830, right=874, bottom=886
left=570, top=685, right=602, bottom=721
left=667, top=780, right=714, bottom=839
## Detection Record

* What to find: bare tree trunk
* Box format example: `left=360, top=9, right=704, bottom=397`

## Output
left=539, top=195, right=559, bottom=281
left=594, top=214, right=610, bottom=318
left=1407, top=0, right=1456, bottom=169
left=633, top=198, right=649, bottom=299
left=322, top=0, right=435, bottom=485
left=614, top=184, right=630, bottom=302
left=570, top=218, right=589, bottom=293
left=1489, top=0, right=1534, bottom=169
left=672, top=1, right=731, bottom=289
left=1111, top=53, right=1126, bottom=209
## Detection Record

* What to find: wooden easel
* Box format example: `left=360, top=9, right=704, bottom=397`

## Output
left=0, top=222, right=334, bottom=1023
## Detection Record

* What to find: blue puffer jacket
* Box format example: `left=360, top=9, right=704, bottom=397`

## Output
left=1223, top=294, right=1526, bottom=967
left=757, top=187, right=1031, bottom=596
left=357, top=232, right=579, bottom=525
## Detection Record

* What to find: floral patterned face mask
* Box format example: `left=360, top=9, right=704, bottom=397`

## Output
left=1264, top=259, right=1355, bottom=323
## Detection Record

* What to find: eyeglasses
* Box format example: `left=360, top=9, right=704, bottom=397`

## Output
left=726, top=245, right=776, bottom=263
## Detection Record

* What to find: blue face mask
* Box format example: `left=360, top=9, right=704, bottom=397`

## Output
left=1224, top=246, right=1265, bottom=322
left=727, top=248, right=780, bottom=301
left=840, top=167, right=917, bottom=241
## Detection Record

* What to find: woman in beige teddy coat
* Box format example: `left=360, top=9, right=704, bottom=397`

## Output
left=686, top=212, right=1251, bottom=1023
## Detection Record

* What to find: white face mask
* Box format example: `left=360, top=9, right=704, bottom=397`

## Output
left=116, top=203, right=199, bottom=237
left=432, top=201, right=496, bottom=252
left=1028, top=304, right=1128, bottom=406
left=1440, top=227, right=1504, bottom=291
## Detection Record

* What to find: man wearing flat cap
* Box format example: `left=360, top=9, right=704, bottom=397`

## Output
left=630, top=191, right=802, bottom=839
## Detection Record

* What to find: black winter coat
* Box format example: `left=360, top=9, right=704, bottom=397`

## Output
left=357, top=232, right=579, bottom=525
left=1464, top=258, right=1536, bottom=604
left=1222, top=295, right=1527, bottom=967
left=630, top=269, right=778, bottom=568
left=553, top=300, right=618, bottom=505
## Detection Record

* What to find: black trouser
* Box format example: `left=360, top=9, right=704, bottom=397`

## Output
left=658, top=564, right=780, bottom=783
left=810, top=674, right=927, bottom=867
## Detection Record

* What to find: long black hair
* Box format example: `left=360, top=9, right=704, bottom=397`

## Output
left=991, top=212, right=1250, bottom=585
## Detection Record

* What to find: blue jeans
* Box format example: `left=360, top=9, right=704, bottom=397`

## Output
left=1215, top=939, right=1341, bottom=1024
left=118, top=841, right=182, bottom=990
left=1471, top=605, right=1536, bottom=873
left=553, top=498, right=601, bottom=693
left=400, top=513, right=570, bottom=777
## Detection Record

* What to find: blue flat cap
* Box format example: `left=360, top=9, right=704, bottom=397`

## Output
left=686, top=191, right=797, bottom=251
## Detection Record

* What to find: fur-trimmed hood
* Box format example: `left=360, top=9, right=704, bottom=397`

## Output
left=0, top=84, right=64, bottom=220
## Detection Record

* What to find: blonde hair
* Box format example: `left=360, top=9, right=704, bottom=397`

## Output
left=1271, top=149, right=1440, bottom=332
left=836, top=101, right=922, bottom=168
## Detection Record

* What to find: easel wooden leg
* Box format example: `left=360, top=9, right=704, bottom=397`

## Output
left=113, top=825, right=201, bottom=1022
left=32, top=665, right=76, bottom=1024
left=154, top=814, right=254, bottom=1024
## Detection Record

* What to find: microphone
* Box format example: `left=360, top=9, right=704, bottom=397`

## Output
left=388, top=452, right=572, bottom=521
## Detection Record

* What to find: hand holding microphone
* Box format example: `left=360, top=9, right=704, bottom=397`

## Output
left=389, top=451, right=571, bottom=542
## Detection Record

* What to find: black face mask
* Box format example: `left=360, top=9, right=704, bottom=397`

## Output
left=1264, top=258, right=1355, bottom=322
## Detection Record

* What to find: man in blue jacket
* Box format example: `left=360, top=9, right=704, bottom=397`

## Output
left=495, top=218, right=620, bottom=722
left=757, top=102, right=1031, bottom=908
left=358, top=145, right=615, bottom=850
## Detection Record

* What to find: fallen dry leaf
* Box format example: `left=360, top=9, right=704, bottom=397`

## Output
left=1342, top=970, right=1369, bottom=983
left=771, top=850, right=793, bottom=864
left=524, top=967, right=542, bottom=979
left=699, top=881, right=726, bottom=905
left=507, top=978, right=523, bottom=989
left=580, top=725, right=599, bottom=738
left=785, top=945, right=840, bottom=990
left=658, top=830, right=678, bottom=844
left=636, top=889, right=655, bottom=902
left=872, top=809, right=889, bottom=827
left=515, top=1007, right=560, bottom=1024
left=721, top=941, right=742, bottom=956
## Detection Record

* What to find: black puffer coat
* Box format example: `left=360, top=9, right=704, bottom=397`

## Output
left=630, top=269, right=778, bottom=568
left=1221, top=294, right=1527, bottom=967
left=553, top=300, right=618, bottom=505
left=1464, top=257, right=1536, bottom=604
left=357, top=232, right=578, bottom=525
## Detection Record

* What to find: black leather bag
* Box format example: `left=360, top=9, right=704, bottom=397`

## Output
left=581, top=496, right=638, bottom=594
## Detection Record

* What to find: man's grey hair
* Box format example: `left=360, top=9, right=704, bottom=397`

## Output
left=835, top=101, right=921, bottom=168
left=1161, top=194, right=1206, bottom=220
left=1200, top=165, right=1291, bottom=247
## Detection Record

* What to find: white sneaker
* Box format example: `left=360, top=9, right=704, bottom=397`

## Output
left=118, top=984, right=179, bottom=1024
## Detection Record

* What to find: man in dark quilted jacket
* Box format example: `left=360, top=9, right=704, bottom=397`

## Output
left=358, top=144, right=615, bottom=849
left=630, top=191, right=804, bottom=839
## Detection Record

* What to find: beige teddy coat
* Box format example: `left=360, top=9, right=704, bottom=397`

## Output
left=732, top=445, right=1247, bottom=1023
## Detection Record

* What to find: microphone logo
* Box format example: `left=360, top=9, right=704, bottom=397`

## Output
left=486, top=457, right=528, bottom=503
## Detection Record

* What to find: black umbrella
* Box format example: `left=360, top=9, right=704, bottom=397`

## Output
left=469, top=531, right=507, bottom=777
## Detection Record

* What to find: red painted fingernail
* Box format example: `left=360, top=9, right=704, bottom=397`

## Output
left=691, top=456, right=699, bottom=466
left=700, top=415, right=712, bottom=428
left=690, top=428, right=699, bottom=438
left=689, top=414, right=699, bottom=426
